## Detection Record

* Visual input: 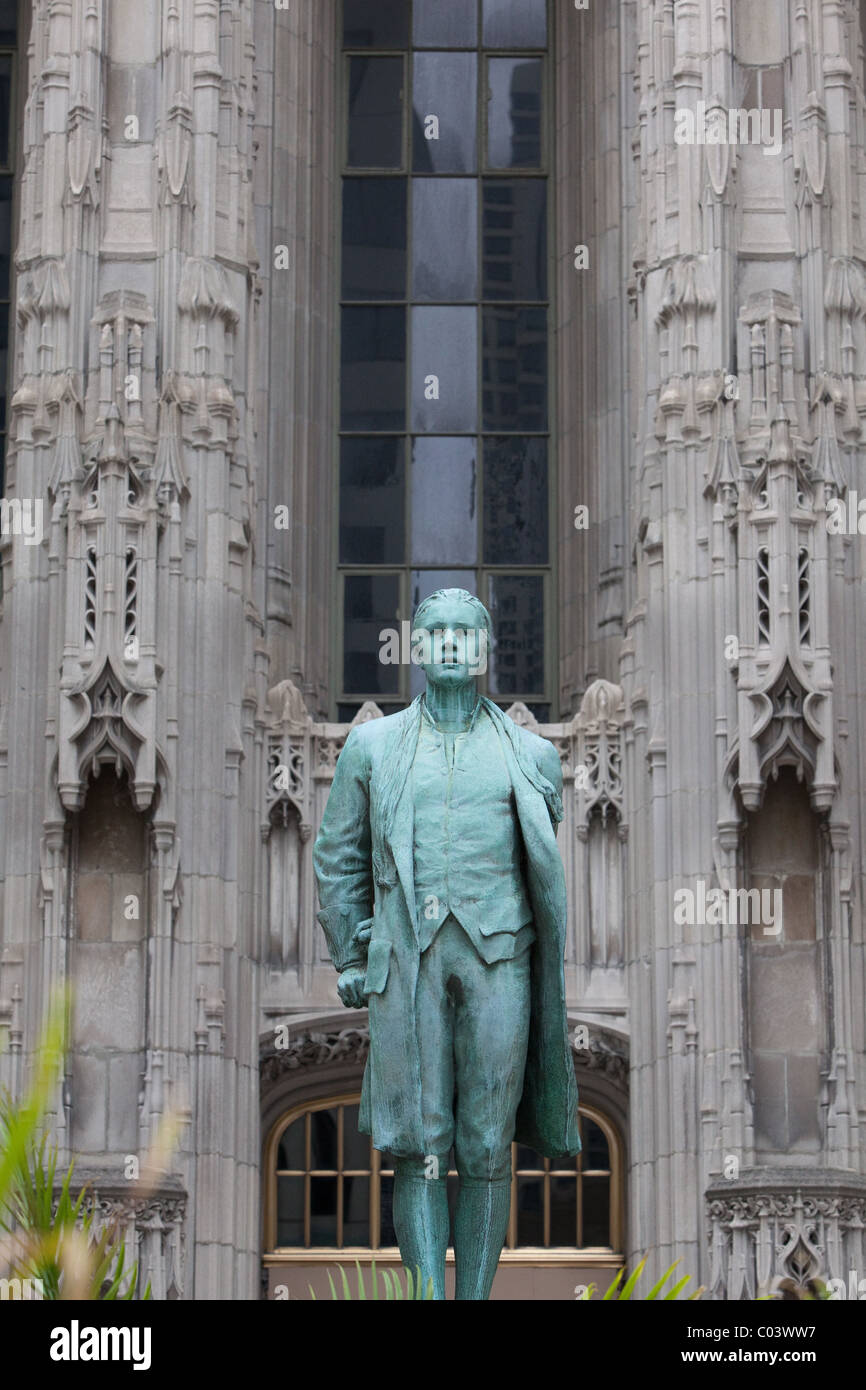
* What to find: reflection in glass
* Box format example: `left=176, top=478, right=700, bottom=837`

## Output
left=412, top=179, right=477, bottom=301
left=340, top=438, right=405, bottom=565
left=341, top=307, right=405, bottom=431
left=482, top=0, right=547, bottom=49
left=487, top=573, right=544, bottom=696
left=483, top=307, right=547, bottom=432
left=483, top=437, right=547, bottom=565
left=414, top=0, right=477, bottom=47
left=347, top=56, right=404, bottom=169
left=487, top=58, right=542, bottom=168
left=411, top=307, right=478, bottom=432
left=343, top=574, right=401, bottom=695
left=343, top=0, right=409, bottom=49
left=412, top=53, right=476, bottom=173
left=411, top=437, right=477, bottom=565
left=342, top=178, right=406, bottom=301
left=482, top=180, right=547, bottom=300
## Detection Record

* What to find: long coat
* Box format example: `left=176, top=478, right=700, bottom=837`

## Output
left=313, top=696, right=580, bottom=1160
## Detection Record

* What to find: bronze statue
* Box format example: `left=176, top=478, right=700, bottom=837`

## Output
left=314, top=589, right=579, bottom=1299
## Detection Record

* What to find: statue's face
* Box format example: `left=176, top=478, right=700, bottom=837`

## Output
left=413, top=596, right=488, bottom=689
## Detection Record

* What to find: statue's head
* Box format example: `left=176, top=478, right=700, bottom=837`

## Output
left=412, top=588, right=490, bottom=689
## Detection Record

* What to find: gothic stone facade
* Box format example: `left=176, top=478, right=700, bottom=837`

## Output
left=0, top=0, right=865, bottom=1299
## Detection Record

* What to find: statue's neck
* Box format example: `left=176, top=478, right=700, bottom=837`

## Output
left=423, top=682, right=479, bottom=731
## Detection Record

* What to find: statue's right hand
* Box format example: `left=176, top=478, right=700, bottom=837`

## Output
left=337, top=964, right=368, bottom=1009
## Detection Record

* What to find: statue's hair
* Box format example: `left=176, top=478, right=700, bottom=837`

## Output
left=413, top=588, right=492, bottom=634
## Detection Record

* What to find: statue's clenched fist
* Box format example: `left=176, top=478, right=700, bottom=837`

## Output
left=337, top=964, right=367, bottom=1009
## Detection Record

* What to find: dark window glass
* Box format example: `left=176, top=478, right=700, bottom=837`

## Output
left=487, top=573, right=545, bottom=696
left=310, top=1177, right=339, bottom=1246
left=0, top=54, right=10, bottom=167
left=411, top=437, right=477, bottom=565
left=276, top=1176, right=304, bottom=1246
left=0, top=178, right=11, bottom=298
left=347, top=56, right=404, bottom=169
left=412, top=52, right=477, bottom=172
left=411, top=179, right=477, bottom=301
left=342, top=178, right=406, bottom=300
left=0, top=0, right=16, bottom=44
left=411, top=306, right=478, bottom=431
left=341, top=306, right=406, bottom=431
left=487, top=57, right=542, bottom=168
left=277, top=1120, right=305, bottom=1171
left=343, top=0, right=409, bottom=49
left=483, top=307, right=547, bottom=432
left=343, top=573, right=401, bottom=695
left=483, top=437, right=548, bottom=564
left=550, top=1175, right=578, bottom=1246
left=583, top=1118, right=610, bottom=1171
left=310, top=1108, right=339, bottom=1167
left=380, top=1172, right=397, bottom=1246
left=582, top=1176, right=611, bottom=1247
left=343, top=1176, right=371, bottom=1244
left=516, top=1175, right=543, bottom=1245
left=482, top=179, right=546, bottom=299
left=340, top=438, right=405, bottom=564
left=483, top=0, right=547, bottom=49
left=342, top=1106, right=369, bottom=1169
left=414, top=0, right=478, bottom=48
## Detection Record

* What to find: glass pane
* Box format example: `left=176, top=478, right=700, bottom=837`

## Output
left=277, top=1119, right=305, bottom=1172
left=309, top=1177, right=339, bottom=1246
left=380, top=1173, right=397, bottom=1246
left=347, top=56, right=404, bottom=169
left=411, top=437, right=477, bottom=566
left=0, top=0, right=16, bottom=42
left=515, top=1145, right=543, bottom=1171
left=516, top=1175, right=544, bottom=1246
left=482, top=180, right=547, bottom=300
left=487, top=57, right=542, bottom=168
left=412, top=53, right=477, bottom=173
left=483, top=0, right=547, bottom=48
left=0, top=56, right=10, bottom=168
left=342, top=178, right=406, bottom=300
left=341, top=306, right=405, bottom=431
left=276, top=1176, right=305, bottom=1247
left=342, top=1105, right=371, bottom=1170
left=340, top=438, right=405, bottom=564
left=411, top=306, right=478, bottom=431
left=410, top=569, right=477, bottom=696
left=343, top=0, right=409, bottom=49
left=487, top=574, right=545, bottom=696
left=483, top=307, right=547, bottom=432
left=414, top=0, right=478, bottom=47
left=344, top=574, right=401, bottom=696
left=483, top=437, right=547, bottom=564
left=411, top=179, right=477, bottom=300
left=582, top=1176, right=611, bottom=1247
left=550, top=1175, right=578, bottom=1246
left=0, top=178, right=11, bottom=299
left=583, top=1118, right=610, bottom=1171
left=343, top=1175, right=371, bottom=1244
left=310, top=1107, right=339, bottom=1169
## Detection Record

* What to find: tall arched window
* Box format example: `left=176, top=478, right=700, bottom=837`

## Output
left=264, top=1093, right=623, bottom=1259
left=337, top=0, right=553, bottom=721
